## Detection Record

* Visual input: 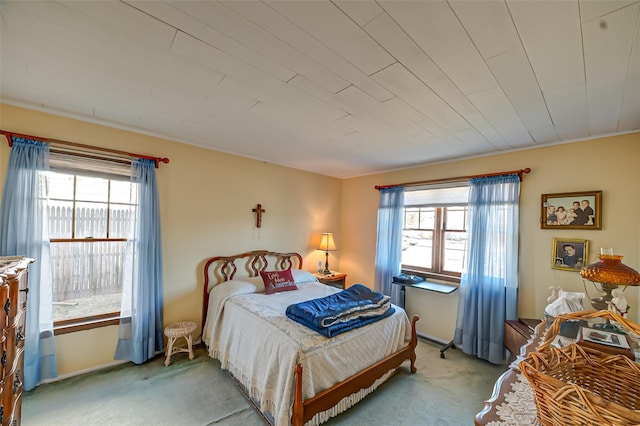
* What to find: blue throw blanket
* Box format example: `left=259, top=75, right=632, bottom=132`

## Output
left=285, top=284, right=395, bottom=337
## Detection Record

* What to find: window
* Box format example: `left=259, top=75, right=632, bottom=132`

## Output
left=47, top=155, right=137, bottom=332
left=401, top=185, right=469, bottom=281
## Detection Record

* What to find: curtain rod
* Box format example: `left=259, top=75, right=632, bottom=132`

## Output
left=0, top=130, right=169, bottom=168
left=374, top=168, right=531, bottom=190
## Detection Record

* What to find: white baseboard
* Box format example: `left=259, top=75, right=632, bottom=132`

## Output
left=417, top=331, right=450, bottom=346
left=39, top=349, right=165, bottom=384
left=41, top=360, right=129, bottom=384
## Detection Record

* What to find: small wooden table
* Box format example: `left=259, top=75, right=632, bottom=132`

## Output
left=474, top=321, right=545, bottom=425
left=314, top=272, right=347, bottom=289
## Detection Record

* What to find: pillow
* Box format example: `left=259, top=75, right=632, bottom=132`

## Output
left=260, top=269, right=298, bottom=294
left=207, top=276, right=263, bottom=294
left=290, top=269, right=319, bottom=284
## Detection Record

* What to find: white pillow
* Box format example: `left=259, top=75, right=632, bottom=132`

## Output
left=208, top=275, right=263, bottom=293
left=291, top=269, right=319, bottom=284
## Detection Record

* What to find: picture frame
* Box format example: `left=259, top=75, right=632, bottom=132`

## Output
left=552, top=238, right=589, bottom=271
left=579, top=327, right=631, bottom=349
left=541, top=191, right=602, bottom=230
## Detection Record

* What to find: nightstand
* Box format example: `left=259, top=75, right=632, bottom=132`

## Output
left=314, top=272, right=347, bottom=289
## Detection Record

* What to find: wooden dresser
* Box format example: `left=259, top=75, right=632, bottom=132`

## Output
left=0, top=256, right=33, bottom=426
left=504, top=318, right=542, bottom=361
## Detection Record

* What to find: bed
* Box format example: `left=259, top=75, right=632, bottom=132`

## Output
left=201, top=250, right=418, bottom=426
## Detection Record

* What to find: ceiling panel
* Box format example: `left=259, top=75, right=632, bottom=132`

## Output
left=56, top=0, right=176, bottom=49
left=332, top=0, right=383, bottom=27
left=487, top=47, right=558, bottom=143
left=361, top=11, right=509, bottom=147
left=221, top=0, right=393, bottom=102
left=381, top=97, right=468, bottom=156
left=380, top=0, right=498, bottom=96
left=171, top=32, right=347, bottom=123
left=467, top=86, right=534, bottom=147
left=544, top=85, right=590, bottom=140
left=583, top=3, right=639, bottom=134
left=265, top=0, right=395, bottom=76
left=508, top=1, right=585, bottom=91
left=618, top=8, right=640, bottom=131
left=449, top=0, right=520, bottom=60
left=579, top=0, right=637, bottom=23
left=371, top=63, right=480, bottom=139
left=1, top=0, right=638, bottom=178
left=246, top=102, right=350, bottom=144
left=287, top=74, right=434, bottom=145
left=130, top=1, right=296, bottom=83
left=333, top=86, right=435, bottom=142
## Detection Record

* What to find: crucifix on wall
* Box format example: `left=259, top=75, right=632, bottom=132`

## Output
left=252, top=203, right=265, bottom=228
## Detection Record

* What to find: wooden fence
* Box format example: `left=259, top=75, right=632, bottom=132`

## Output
left=49, top=206, right=134, bottom=301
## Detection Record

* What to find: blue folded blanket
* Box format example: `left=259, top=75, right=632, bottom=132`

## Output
left=285, top=284, right=395, bottom=338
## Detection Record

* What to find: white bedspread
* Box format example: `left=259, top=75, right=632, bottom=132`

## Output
left=202, top=273, right=411, bottom=426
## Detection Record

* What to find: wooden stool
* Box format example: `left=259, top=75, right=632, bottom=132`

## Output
left=164, top=321, right=197, bottom=366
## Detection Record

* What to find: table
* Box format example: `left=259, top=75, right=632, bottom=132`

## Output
left=392, top=280, right=457, bottom=358
left=314, top=272, right=347, bottom=289
left=474, top=322, right=545, bottom=425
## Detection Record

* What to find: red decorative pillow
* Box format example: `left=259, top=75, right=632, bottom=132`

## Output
left=260, top=270, right=298, bottom=294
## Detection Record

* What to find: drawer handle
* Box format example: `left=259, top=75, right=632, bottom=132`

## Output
left=13, top=369, right=21, bottom=394
left=19, top=288, right=28, bottom=294
left=0, top=405, right=4, bottom=423
left=4, top=299, right=9, bottom=315
left=1, top=350, right=5, bottom=367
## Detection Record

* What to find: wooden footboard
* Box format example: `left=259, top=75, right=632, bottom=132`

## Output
left=292, top=315, right=419, bottom=426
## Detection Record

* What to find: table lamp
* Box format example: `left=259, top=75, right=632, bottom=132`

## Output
left=580, top=249, right=640, bottom=312
left=318, top=232, right=337, bottom=275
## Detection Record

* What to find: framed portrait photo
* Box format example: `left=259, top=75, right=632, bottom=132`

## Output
left=552, top=238, right=589, bottom=271
left=541, top=191, right=602, bottom=230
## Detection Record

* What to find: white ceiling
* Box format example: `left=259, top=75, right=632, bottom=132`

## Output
left=1, top=1, right=639, bottom=178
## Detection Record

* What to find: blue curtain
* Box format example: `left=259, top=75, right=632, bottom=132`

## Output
left=0, top=137, right=57, bottom=390
left=115, top=158, right=164, bottom=363
left=453, top=174, right=520, bottom=364
left=374, top=187, right=405, bottom=307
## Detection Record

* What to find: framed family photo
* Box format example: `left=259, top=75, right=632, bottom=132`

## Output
left=541, top=190, right=602, bottom=230
left=552, top=238, right=589, bottom=271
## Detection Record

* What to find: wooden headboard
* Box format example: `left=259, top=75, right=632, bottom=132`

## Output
left=201, top=250, right=303, bottom=328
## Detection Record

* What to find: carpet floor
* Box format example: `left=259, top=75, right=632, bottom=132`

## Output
left=23, top=339, right=505, bottom=425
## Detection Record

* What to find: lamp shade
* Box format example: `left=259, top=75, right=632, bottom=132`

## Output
left=580, top=255, right=640, bottom=286
left=318, top=232, right=337, bottom=252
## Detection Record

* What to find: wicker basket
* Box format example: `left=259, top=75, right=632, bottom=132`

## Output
left=520, top=310, right=640, bottom=425
left=537, top=309, right=640, bottom=352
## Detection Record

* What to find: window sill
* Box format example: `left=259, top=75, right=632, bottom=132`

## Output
left=54, top=314, right=123, bottom=335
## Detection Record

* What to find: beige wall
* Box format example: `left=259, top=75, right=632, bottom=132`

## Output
left=341, top=133, right=640, bottom=332
left=2, top=103, right=640, bottom=376
left=0, top=104, right=342, bottom=377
